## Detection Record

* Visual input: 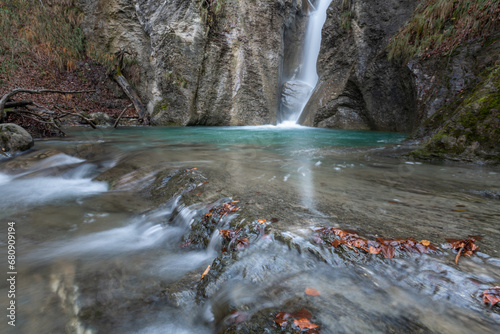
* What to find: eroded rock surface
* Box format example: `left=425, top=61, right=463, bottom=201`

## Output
left=79, top=0, right=307, bottom=126
left=299, top=0, right=418, bottom=131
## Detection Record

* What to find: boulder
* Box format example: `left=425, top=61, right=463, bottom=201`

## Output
left=0, top=123, right=34, bottom=155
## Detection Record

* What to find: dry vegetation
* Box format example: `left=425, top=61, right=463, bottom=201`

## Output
left=0, top=0, right=140, bottom=136
left=388, top=0, right=500, bottom=62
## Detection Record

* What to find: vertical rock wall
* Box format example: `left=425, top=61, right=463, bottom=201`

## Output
left=79, top=0, right=305, bottom=126
left=299, top=0, right=418, bottom=132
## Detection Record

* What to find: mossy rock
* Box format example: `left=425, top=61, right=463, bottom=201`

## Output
left=410, top=65, right=500, bottom=163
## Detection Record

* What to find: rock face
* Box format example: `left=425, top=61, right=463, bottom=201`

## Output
left=0, top=123, right=34, bottom=155
left=78, top=0, right=308, bottom=126
left=299, top=0, right=418, bottom=131
left=410, top=59, right=500, bottom=164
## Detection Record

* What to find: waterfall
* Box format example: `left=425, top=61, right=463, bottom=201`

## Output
left=279, top=0, right=332, bottom=124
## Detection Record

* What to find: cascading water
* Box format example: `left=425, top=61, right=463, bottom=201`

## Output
left=279, top=0, right=332, bottom=124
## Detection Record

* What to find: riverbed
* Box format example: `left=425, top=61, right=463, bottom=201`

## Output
left=0, top=126, right=499, bottom=333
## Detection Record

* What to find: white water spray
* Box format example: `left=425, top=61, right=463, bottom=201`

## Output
left=280, top=0, right=332, bottom=124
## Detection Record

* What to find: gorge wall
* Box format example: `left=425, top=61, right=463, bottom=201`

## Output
left=78, top=0, right=310, bottom=126
left=299, top=0, right=418, bottom=132
left=78, top=0, right=499, bottom=164
left=78, top=0, right=420, bottom=130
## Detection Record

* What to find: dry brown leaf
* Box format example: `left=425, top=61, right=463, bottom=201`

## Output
left=293, top=318, right=319, bottom=329
left=482, top=286, right=500, bottom=306
left=201, top=264, right=210, bottom=280
left=305, top=288, right=321, bottom=296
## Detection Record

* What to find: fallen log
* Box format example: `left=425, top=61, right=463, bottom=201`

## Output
left=113, top=73, right=149, bottom=124
left=5, top=100, right=33, bottom=109
left=0, top=89, right=95, bottom=121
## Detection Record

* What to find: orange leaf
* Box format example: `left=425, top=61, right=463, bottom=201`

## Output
left=369, top=246, right=381, bottom=255
left=232, top=200, right=240, bottom=203
left=482, top=287, right=500, bottom=306
left=305, top=288, right=321, bottom=296
left=420, top=240, right=431, bottom=246
left=196, top=192, right=202, bottom=195
left=258, top=219, right=266, bottom=224
left=201, top=264, right=210, bottom=280
left=293, top=318, right=319, bottom=330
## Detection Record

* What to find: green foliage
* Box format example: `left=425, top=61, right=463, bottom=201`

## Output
left=340, top=0, right=353, bottom=32
left=0, top=0, right=86, bottom=77
left=388, top=0, right=500, bottom=62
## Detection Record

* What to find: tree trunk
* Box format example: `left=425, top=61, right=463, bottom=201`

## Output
left=113, top=74, right=149, bottom=125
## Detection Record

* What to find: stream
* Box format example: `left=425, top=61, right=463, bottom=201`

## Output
left=0, top=126, right=499, bottom=333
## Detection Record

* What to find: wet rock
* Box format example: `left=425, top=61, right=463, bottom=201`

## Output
left=410, top=65, right=500, bottom=164
left=280, top=80, right=314, bottom=122
left=0, top=123, right=34, bottom=156
left=299, top=0, right=418, bottom=131
left=89, top=112, right=114, bottom=126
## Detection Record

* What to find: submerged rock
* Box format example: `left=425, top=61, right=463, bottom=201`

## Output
left=0, top=123, right=34, bottom=156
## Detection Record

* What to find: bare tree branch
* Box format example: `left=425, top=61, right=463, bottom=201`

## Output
left=113, top=103, right=133, bottom=128
left=0, top=88, right=95, bottom=120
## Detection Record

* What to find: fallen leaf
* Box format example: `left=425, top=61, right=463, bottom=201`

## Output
left=293, top=318, right=319, bottom=330
left=446, top=236, right=481, bottom=264
left=420, top=240, right=431, bottom=246
left=201, top=264, right=210, bottom=280
left=482, top=286, right=500, bottom=306
left=196, top=192, right=202, bottom=195
left=291, top=309, right=312, bottom=319
left=369, top=246, right=381, bottom=255
left=258, top=219, right=266, bottom=224
left=305, top=288, right=321, bottom=296
left=232, top=200, right=240, bottom=203
left=236, top=237, right=249, bottom=250
left=275, top=312, right=292, bottom=327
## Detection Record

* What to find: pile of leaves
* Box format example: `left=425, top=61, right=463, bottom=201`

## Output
left=220, top=228, right=249, bottom=252
left=444, top=235, right=482, bottom=264
left=313, top=227, right=438, bottom=259
left=202, top=201, right=240, bottom=227
left=275, top=309, right=320, bottom=333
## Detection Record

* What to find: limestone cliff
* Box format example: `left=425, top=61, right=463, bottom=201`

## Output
left=78, top=0, right=307, bottom=126
left=299, top=0, right=418, bottom=132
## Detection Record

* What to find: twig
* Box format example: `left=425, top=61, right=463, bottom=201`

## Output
left=113, top=103, right=133, bottom=128
left=54, top=105, right=97, bottom=129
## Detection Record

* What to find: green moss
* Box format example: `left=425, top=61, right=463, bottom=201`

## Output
left=152, top=100, right=169, bottom=118
left=410, top=65, right=500, bottom=162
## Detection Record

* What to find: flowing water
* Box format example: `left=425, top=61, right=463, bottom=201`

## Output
left=0, top=126, right=499, bottom=334
left=279, top=0, right=333, bottom=123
